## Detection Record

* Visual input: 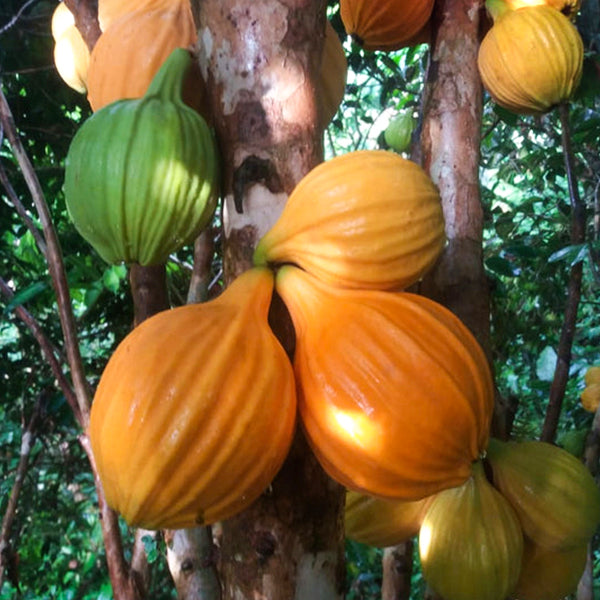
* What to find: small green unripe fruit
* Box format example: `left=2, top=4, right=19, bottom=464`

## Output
left=64, top=48, right=219, bottom=265
left=384, top=113, right=415, bottom=153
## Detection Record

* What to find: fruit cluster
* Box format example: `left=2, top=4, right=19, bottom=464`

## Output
left=88, top=149, right=496, bottom=533
left=347, top=438, right=600, bottom=600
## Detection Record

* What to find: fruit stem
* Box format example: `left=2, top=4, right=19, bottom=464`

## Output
left=485, top=0, right=512, bottom=20
left=145, top=48, right=191, bottom=104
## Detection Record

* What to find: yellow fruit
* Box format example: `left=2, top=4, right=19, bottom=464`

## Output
left=584, top=365, right=600, bottom=386
left=513, top=539, right=588, bottom=600
left=254, top=150, right=445, bottom=291
left=345, top=490, right=433, bottom=547
left=581, top=383, right=600, bottom=413
left=478, top=5, right=583, bottom=114
left=419, top=461, right=524, bottom=600
left=486, top=438, right=600, bottom=550
left=317, top=21, right=348, bottom=129
left=502, top=0, right=581, bottom=20
left=51, top=3, right=90, bottom=93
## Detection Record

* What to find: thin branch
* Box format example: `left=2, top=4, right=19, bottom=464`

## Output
left=540, top=102, right=587, bottom=443
left=0, top=0, right=38, bottom=36
left=0, top=161, right=48, bottom=257
left=187, top=230, right=215, bottom=304
left=0, top=87, right=92, bottom=426
left=0, top=392, right=45, bottom=590
left=0, top=276, right=81, bottom=424
left=79, top=434, right=144, bottom=600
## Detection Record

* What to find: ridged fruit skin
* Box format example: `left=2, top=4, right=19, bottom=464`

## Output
left=340, top=0, right=434, bottom=51
left=64, top=48, right=218, bottom=266
left=254, top=150, right=445, bottom=291
left=345, top=490, right=433, bottom=547
left=51, top=3, right=90, bottom=93
left=89, top=268, right=297, bottom=530
left=486, top=438, right=600, bottom=550
left=317, top=22, right=348, bottom=129
left=275, top=266, right=494, bottom=500
left=513, top=539, right=587, bottom=600
left=419, top=461, right=524, bottom=600
left=502, top=0, right=581, bottom=20
left=87, top=1, right=197, bottom=111
left=478, top=6, right=583, bottom=114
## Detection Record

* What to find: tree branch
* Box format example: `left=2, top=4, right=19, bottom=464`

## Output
left=382, top=541, right=413, bottom=600
left=540, top=103, right=586, bottom=443
left=0, top=392, right=46, bottom=590
left=1, top=80, right=137, bottom=600
left=79, top=434, right=145, bottom=600
left=187, top=229, right=216, bottom=304
left=0, top=162, right=47, bottom=257
left=0, top=277, right=81, bottom=425
left=0, top=87, right=92, bottom=427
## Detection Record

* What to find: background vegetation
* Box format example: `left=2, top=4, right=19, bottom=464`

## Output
left=1, top=0, right=599, bottom=598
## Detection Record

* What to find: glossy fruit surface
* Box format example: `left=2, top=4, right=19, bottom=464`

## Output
left=340, top=0, right=434, bottom=51
left=478, top=5, right=583, bottom=114
left=89, top=268, right=297, bottom=530
left=254, top=150, right=445, bottom=291
left=487, top=438, right=600, bottom=550
left=419, top=461, right=523, bottom=600
left=345, top=490, right=433, bottom=547
left=65, top=48, right=218, bottom=266
left=502, top=0, right=580, bottom=20
left=276, top=266, right=494, bottom=500
left=51, top=3, right=90, bottom=93
left=87, top=1, right=197, bottom=111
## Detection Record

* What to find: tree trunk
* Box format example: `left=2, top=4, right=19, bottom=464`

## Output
left=382, top=3, right=489, bottom=599
left=195, top=1, right=346, bottom=599
left=419, top=0, right=488, bottom=350
left=381, top=542, right=413, bottom=600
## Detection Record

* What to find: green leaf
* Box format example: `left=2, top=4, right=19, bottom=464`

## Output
left=493, top=104, right=519, bottom=126
left=102, top=264, right=127, bottom=294
left=485, top=255, right=518, bottom=277
left=142, top=534, right=159, bottom=564
left=547, top=244, right=587, bottom=266
left=3, top=280, right=47, bottom=313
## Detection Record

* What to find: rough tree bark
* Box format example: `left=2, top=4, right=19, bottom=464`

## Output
left=195, top=1, right=346, bottom=599
left=419, top=0, right=488, bottom=350
left=382, top=3, right=489, bottom=599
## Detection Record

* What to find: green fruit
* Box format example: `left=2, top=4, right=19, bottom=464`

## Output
left=384, top=113, right=415, bottom=153
left=487, top=438, right=600, bottom=551
left=64, top=48, right=219, bottom=265
left=558, top=429, right=588, bottom=458
left=419, top=461, right=523, bottom=600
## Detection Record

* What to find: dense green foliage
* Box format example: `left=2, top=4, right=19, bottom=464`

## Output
left=1, top=0, right=599, bottom=598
